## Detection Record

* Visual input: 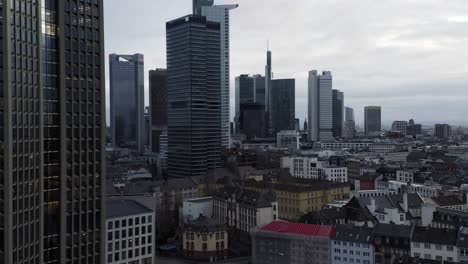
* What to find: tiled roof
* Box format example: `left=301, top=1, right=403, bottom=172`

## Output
left=259, top=221, right=334, bottom=238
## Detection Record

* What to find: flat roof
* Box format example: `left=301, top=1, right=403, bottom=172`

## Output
left=259, top=221, right=334, bottom=238
left=106, top=198, right=152, bottom=219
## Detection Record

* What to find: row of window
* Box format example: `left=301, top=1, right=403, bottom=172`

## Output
left=107, top=215, right=152, bottom=230
left=413, top=253, right=453, bottom=262
left=333, top=248, right=371, bottom=256
left=107, top=225, right=152, bottom=241
left=108, top=236, right=152, bottom=252
left=107, top=246, right=152, bottom=263
left=413, top=242, right=454, bottom=251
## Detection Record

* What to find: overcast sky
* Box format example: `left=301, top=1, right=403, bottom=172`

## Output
left=104, top=0, right=468, bottom=127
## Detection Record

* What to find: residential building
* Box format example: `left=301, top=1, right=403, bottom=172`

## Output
left=281, top=156, right=348, bottom=182
left=277, top=130, right=300, bottom=150
left=457, top=227, right=468, bottom=263
left=252, top=221, right=334, bottom=264
left=315, top=141, right=371, bottom=151
left=376, top=180, right=441, bottom=198
left=374, top=223, right=413, bottom=264
left=194, top=0, right=238, bottom=147
left=428, top=195, right=468, bottom=211
left=331, top=225, right=375, bottom=264
left=239, top=102, right=266, bottom=139
left=410, top=226, right=458, bottom=262
left=344, top=107, right=356, bottom=138
left=166, top=15, right=222, bottom=178
left=308, top=70, right=334, bottom=141
left=110, top=54, right=145, bottom=152
left=106, top=199, right=154, bottom=264
left=435, top=124, right=452, bottom=139
left=213, top=187, right=277, bottom=234
left=1, top=1, right=106, bottom=262
left=183, top=216, right=228, bottom=261
left=364, top=106, right=382, bottom=136
left=270, top=79, right=295, bottom=134
left=396, top=170, right=414, bottom=183
left=391, top=121, right=409, bottom=135
left=149, top=69, right=167, bottom=153
left=242, top=177, right=350, bottom=221
left=332, top=89, right=344, bottom=138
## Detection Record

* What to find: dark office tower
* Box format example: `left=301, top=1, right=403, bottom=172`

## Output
left=435, top=124, right=452, bottom=139
left=253, top=75, right=266, bottom=105
left=193, top=0, right=214, bottom=15
left=239, top=102, right=265, bottom=139
left=109, top=54, right=145, bottom=153
left=332, top=90, right=344, bottom=138
left=364, top=106, right=382, bottom=136
left=265, top=50, right=273, bottom=135
left=234, top=74, right=254, bottom=132
left=1, top=1, right=106, bottom=263
left=271, top=79, right=295, bottom=134
left=304, top=119, right=309, bottom=131
left=166, top=15, right=222, bottom=178
left=344, top=107, right=356, bottom=138
left=149, top=69, right=168, bottom=153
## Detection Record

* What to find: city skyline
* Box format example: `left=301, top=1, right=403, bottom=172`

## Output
left=104, top=0, right=468, bottom=127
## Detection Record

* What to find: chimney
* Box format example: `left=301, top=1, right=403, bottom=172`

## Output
left=403, top=193, right=408, bottom=213
left=369, top=197, right=376, bottom=214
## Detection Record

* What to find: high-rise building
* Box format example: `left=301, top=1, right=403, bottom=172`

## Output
left=253, top=74, right=266, bottom=105
left=235, top=74, right=254, bottom=130
left=407, top=119, right=422, bottom=137
left=149, top=69, right=167, bottom=153
left=304, top=119, right=309, bottom=131
left=332, top=89, right=344, bottom=138
left=265, top=50, right=273, bottom=135
left=166, top=15, right=222, bottom=178
left=239, top=102, right=266, bottom=139
left=109, top=54, right=145, bottom=152
left=344, top=107, right=356, bottom=138
left=308, top=70, right=333, bottom=141
left=364, top=106, right=382, bottom=136
left=271, top=79, right=295, bottom=134
left=193, top=0, right=238, bottom=148
left=391, top=120, right=408, bottom=135
left=0, top=1, right=106, bottom=263
left=434, top=124, right=452, bottom=139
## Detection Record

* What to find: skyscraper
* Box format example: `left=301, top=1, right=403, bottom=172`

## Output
left=235, top=74, right=255, bottom=126
left=332, top=89, right=344, bottom=138
left=308, top=70, right=333, bottom=141
left=253, top=74, right=266, bottom=105
left=271, top=79, right=295, bottom=134
left=166, top=15, right=222, bottom=178
left=1, top=1, right=106, bottom=263
left=364, top=106, right=382, bottom=136
left=344, top=107, right=356, bottom=138
left=265, top=50, right=273, bottom=135
left=149, top=69, right=168, bottom=153
left=109, top=54, right=145, bottom=153
left=435, top=124, right=452, bottom=139
left=239, top=102, right=266, bottom=139
left=193, top=0, right=238, bottom=148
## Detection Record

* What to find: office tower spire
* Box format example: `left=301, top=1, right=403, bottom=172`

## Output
left=265, top=50, right=273, bottom=135
left=166, top=15, right=222, bottom=178
left=1, top=0, right=106, bottom=263
left=109, top=54, right=145, bottom=153
left=193, top=0, right=238, bottom=148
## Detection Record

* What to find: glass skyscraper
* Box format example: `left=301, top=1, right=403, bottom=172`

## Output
left=271, top=79, right=295, bottom=134
left=109, top=54, right=145, bottom=153
left=364, top=106, right=382, bottom=136
left=332, top=89, right=344, bottom=138
left=166, top=15, right=222, bottom=178
left=1, top=0, right=106, bottom=263
left=149, top=69, right=167, bottom=153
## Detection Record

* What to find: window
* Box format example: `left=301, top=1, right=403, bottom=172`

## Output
left=108, top=222, right=113, bottom=230
left=414, top=242, right=420, bottom=248
left=447, top=245, right=454, bottom=251
left=435, top=244, right=442, bottom=250
left=436, top=256, right=442, bottom=261
left=424, top=243, right=430, bottom=249
left=424, top=254, right=431, bottom=259
left=414, top=253, right=420, bottom=258
left=202, top=243, right=207, bottom=251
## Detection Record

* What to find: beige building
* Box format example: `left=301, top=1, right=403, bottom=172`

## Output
left=183, top=216, right=228, bottom=262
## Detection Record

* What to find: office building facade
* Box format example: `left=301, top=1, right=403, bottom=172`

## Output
left=253, top=74, right=266, bottom=105
left=332, top=89, right=344, bottom=138
left=308, top=70, right=333, bottom=141
left=109, top=54, right=145, bottom=152
left=271, top=79, right=295, bottom=134
left=149, top=69, right=167, bottom=153
left=234, top=74, right=254, bottom=130
left=239, top=102, right=265, bottom=139
left=435, top=123, right=452, bottom=139
left=1, top=0, right=106, bottom=263
left=364, top=106, right=382, bottom=136
left=194, top=0, right=238, bottom=148
left=344, top=107, right=356, bottom=138
left=166, top=15, right=222, bottom=178
left=391, top=121, right=408, bottom=135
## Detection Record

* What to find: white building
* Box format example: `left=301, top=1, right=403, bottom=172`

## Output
left=281, top=155, right=348, bottom=182
left=396, top=170, right=414, bottom=183
left=308, top=70, right=333, bottom=141
left=106, top=198, right=154, bottom=264
left=376, top=180, right=441, bottom=198
left=411, top=226, right=458, bottom=262
left=213, top=188, right=277, bottom=234
left=315, top=141, right=371, bottom=151
left=391, top=121, right=408, bottom=135
left=276, top=130, right=300, bottom=150
left=196, top=2, right=238, bottom=148
left=182, top=197, right=214, bottom=223
left=331, top=225, right=375, bottom=264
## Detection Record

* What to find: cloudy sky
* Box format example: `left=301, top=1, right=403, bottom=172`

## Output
left=104, top=0, right=468, bottom=127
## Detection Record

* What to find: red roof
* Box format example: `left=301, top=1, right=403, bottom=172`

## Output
left=259, top=221, right=334, bottom=238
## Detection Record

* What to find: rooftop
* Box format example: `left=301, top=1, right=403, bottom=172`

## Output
left=106, top=198, right=152, bottom=219
left=412, top=226, right=458, bottom=245
left=259, top=221, right=334, bottom=238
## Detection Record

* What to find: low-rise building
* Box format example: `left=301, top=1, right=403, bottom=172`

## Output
left=315, top=141, right=371, bottom=151
left=276, top=130, right=300, bottom=150
left=396, top=170, right=414, bottom=183
left=181, top=197, right=214, bottom=223
left=282, top=155, right=348, bottom=182
left=410, top=226, right=458, bottom=262
left=252, top=221, right=334, bottom=264
left=391, top=121, right=409, bottom=135
left=374, top=223, right=413, bottom=264
left=428, top=194, right=468, bottom=211
left=182, top=216, right=228, bottom=262
left=106, top=199, right=154, bottom=264
left=331, top=225, right=375, bottom=264
left=213, top=187, right=277, bottom=234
